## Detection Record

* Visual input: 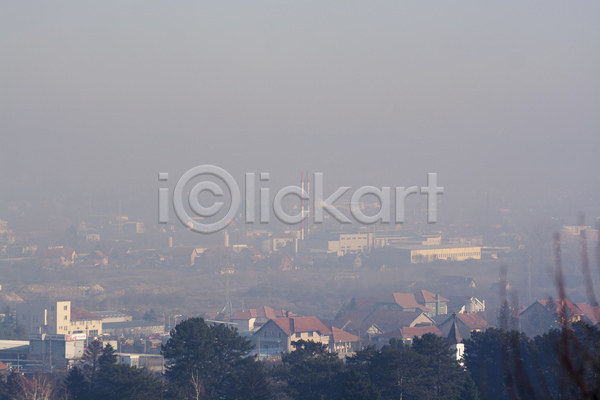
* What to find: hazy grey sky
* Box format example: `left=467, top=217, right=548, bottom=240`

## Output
left=1, top=1, right=598, bottom=220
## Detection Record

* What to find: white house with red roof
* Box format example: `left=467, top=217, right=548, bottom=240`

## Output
left=328, top=327, right=361, bottom=353
left=231, top=306, right=293, bottom=331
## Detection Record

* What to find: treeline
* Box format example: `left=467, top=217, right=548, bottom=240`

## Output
left=1, top=317, right=599, bottom=400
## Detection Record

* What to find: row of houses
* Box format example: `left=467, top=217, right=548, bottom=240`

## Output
left=519, top=298, right=600, bottom=337
left=228, top=305, right=484, bottom=359
left=230, top=293, right=600, bottom=358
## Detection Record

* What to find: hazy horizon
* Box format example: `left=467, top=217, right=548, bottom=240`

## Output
left=1, top=1, right=599, bottom=225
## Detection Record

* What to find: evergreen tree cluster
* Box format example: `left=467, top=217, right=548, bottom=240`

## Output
left=464, top=322, right=600, bottom=400
left=64, top=341, right=163, bottom=400
left=269, top=335, right=477, bottom=400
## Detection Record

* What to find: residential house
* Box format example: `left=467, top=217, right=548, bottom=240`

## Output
left=375, top=293, right=431, bottom=313
left=79, top=250, right=109, bottom=268
left=328, top=327, right=360, bottom=353
left=575, top=303, right=600, bottom=326
left=373, top=325, right=442, bottom=346
left=372, top=291, right=448, bottom=317
left=231, top=306, right=293, bottom=331
left=413, top=290, right=448, bottom=316
left=253, top=317, right=332, bottom=355
left=329, top=311, right=380, bottom=338
left=439, top=275, right=477, bottom=289
left=437, top=312, right=492, bottom=340
left=519, top=299, right=584, bottom=337
left=447, top=296, right=486, bottom=314
left=332, top=309, right=435, bottom=339
left=36, top=248, right=77, bottom=267
left=168, top=247, right=201, bottom=267
left=362, top=310, right=435, bottom=333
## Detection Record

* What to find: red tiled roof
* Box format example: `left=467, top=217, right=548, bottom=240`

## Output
left=71, top=307, right=102, bottom=321
left=454, top=313, right=492, bottom=330
left=0, top=361, right=8, bottom=371
left=364, top=310, right=432, bottom=329
left=333, top=311, right=371, bottom=329
left=268, top=317, right=332, bottom=336
left=351, top=297, right=379, bottom=311
left=380, top=293, right=422, bottom=309
left=293, top=317, right=332, bottom=335
left=271, top=318, right=293, bottom=335
left=575, top=303, right=600, bottom=325
left=413, top=290, right=449, bottom=303
left=378, top=325, right=442, bottom=339
left=329, top=327, right=360, bottom=343
left=231, top=306, right=290, bottom=320
left=538, top=299, right=584, bottom=317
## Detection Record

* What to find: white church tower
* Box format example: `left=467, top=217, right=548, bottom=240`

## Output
left=446, top=313, right=465, bottom=364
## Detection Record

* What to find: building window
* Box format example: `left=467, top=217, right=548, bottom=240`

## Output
left=64, top=306, right=68, bottom=310
left=278, top=332, right=282, bottom=338
left=308, top=332, right=313, bottom=337
left=263, top=331, right=267, bottom=338
left=295, top=332, right=301, bottom=338
left=64, top=316, right=68, bottom=320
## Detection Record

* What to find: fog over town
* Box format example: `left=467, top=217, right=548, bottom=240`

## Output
left=0, top=2, right=599, bottom=400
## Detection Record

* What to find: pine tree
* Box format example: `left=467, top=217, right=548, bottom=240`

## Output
left=98, top=343, right=117, bottom=369
left=458, top=375, right=480, bottom=400
left=82, top=340, right=103, bottom=387
left=338, top=368, right=380, bottom=400
left=65, top=367, right=90, bottom=400
left=162, top=317, right=253, bottom=399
